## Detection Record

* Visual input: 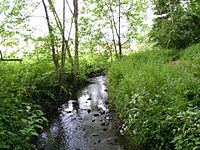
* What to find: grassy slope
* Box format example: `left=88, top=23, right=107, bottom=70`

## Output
left=108, top=43, right=200, bottom=149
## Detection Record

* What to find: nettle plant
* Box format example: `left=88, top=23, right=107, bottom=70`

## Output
left=20, top=103, right=48, bottom=140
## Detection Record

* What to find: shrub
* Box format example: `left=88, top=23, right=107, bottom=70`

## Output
left=0, top=61, right=56, bottom=149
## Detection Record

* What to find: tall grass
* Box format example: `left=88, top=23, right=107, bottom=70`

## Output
left=108, top=43, right=200, bottom=149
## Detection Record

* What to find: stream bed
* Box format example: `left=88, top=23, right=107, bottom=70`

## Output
left=38, top=76, right=130, bottom=150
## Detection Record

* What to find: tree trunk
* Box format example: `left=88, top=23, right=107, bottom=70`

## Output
left=73, top=0, right=79, bottom=88
left=48, top=0, right=74, bottom=69
left=42, top=0, right=59, bottom=78
left=60, top=0, right=66, bottom=86
left=118, top=0, right=122, bottom=58
left=0, top=50, right=3, bottom=60
left=110, top=20, right=118, bottom=59
left=108, top=0, right=121, bottom=59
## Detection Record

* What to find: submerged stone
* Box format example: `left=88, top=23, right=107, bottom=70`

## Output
left=93, top=113, right=100, bottom=117
left=92, top=134, right=98, bottom=136
left=98, top=140, right=101, bottom=143
left=100, top=110, right=105, bottom=115
left=103, top=128, right=108, bottom=131
left=101, top=121, right=106, bottom=126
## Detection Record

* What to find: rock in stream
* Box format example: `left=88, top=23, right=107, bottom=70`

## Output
left=38, top=76, right=129, bottom=150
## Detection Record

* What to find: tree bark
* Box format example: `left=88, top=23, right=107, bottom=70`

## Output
left=110, top=20, right=118, bottom=59
left=60, top=0, right=66, bottom=86
left=48, top=0, right=74, bottom=69
left=73, top=0, right=79, bottom=88
left=118, top=0, right=122, bottom=58
left=0, top=50, right=3, bottom=60
left=42, top=0, right=59, bottom=77
left=108, top=0, right=122, bottom=59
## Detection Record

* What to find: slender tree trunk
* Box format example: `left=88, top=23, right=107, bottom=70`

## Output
left=73, top=0, right=79, bottom=88
left=0, top=50, right=3, bottom=60
left=47, top=0, right=62, bottom=29
left=108, top=0, right=121, bottom=59
left=42, top=0, right=59, bottom=78
left=65, top=18, right=74, bottom=69
left=60, top=0, right=66, bottom=86
left=48, top=0, right=74, bottom=69
left=110, top=20, right=118, bottom=59
left=118, top=0, right=122, bottom=57
left=105, top=40, right=113, bottom=62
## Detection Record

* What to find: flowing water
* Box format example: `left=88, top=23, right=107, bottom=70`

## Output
left=38, top=76, right=129, bottom=150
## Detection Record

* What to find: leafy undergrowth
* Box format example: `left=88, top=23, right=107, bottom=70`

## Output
left=0, top=60, right=68, bottom=149
left=0, top=52, right=110, bottom=149
left=108, top=43, right=200, bottom=149
left=79, top=51, right=110, bottom=77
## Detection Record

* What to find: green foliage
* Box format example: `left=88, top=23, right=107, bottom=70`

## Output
left=150, top=0, right=200, bottom=49
left=80, top=0, right=147, bottom=57
left=79, top=51, right=110, bottom=75
left=0, top=0, right=38, bottom=48
left=108, top=43, right=200, bottom=149
left=0, top=60, right=66, bottom=149
left=171, top=107, right=200, bottom=150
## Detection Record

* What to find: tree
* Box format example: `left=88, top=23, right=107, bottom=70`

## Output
left=73, top=0, right=79, bottom=88
left=80, top=0, right=147, bottom=59
left=42, top=0, right=81, bottom=93
left=149, top=0, right=200, bottom=49
left=0, top=0, right=38, bottom=60
left=42, top=0, right=59, bottom=77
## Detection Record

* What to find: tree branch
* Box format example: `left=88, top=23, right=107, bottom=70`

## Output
left=48, top=0, right=74, bottom=67
left=48, top=0, right=62, bottom=30
left=42, top=0, right=59, bottom=72
left=66, top=0, right=74, bottom=15
left=0, top=59, right=22, bottom=61
left=0, top=50, right=3, bottom=60
left=67, top=18, right=73, bottom=41
left=107, top=0, right=120, bottom=38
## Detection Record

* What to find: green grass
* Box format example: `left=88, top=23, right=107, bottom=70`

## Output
left=108, top=43, right=200, bottom=149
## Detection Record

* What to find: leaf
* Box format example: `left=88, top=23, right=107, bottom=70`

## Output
left=30, top=132, right=39, bottom=137
left=34, top=124, right=43, bottom=130
left=26, top=106, right=31, bottom=110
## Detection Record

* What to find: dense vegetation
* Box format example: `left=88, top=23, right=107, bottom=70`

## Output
left=0, top=0, right=200, bottom=149
left=0, top=61, right=51, bottom=149
left=150, top=0, right=200, bottom=49
left=108, top=43, right=200, bottom=149
left=0, top=53, right=108, bottom=149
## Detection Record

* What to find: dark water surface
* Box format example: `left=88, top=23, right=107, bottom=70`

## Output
left=38, top=76, right=129, bottom=150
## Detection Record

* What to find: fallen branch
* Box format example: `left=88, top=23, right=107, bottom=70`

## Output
left=0, top=59, right=23, bottom=61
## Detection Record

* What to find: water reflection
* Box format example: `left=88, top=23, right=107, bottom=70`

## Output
left=38, top=76, right=126, bottom=150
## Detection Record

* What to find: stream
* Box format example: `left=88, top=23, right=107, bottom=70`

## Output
left=38, top=76, right=129, bottom=150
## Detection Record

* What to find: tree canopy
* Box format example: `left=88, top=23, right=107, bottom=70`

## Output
left=150, top=0, right=200, bottom=49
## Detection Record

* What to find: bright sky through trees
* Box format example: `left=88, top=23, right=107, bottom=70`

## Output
left=0, top=0, right=154, bottom=57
